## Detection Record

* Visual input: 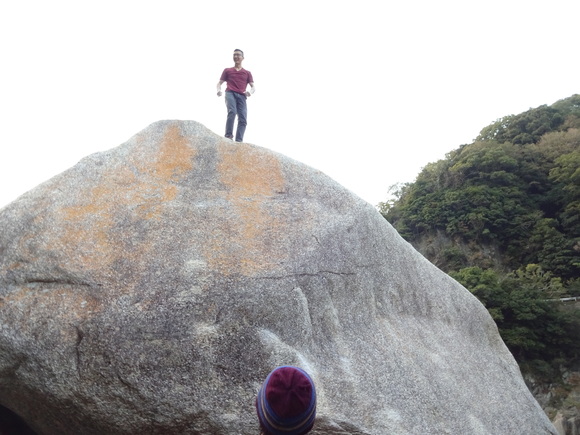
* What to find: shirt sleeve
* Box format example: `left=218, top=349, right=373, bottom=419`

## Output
left=247, top=71, right=254, bottom=83
left=220, top=68, right=229, bottom=81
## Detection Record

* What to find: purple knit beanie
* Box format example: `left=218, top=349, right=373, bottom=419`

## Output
left=256, top=366, right=317, bottom=435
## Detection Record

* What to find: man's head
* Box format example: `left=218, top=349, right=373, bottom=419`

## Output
left=255, top=366, right=317, bottom=435
left=233, top=49, right=244, bottom=64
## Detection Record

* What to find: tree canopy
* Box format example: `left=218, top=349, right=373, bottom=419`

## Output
left=381, top=95, right=580, bottom=281
left=380, top=95, right=580, bottom=376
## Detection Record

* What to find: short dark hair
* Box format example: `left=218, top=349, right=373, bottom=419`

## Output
left=234, top=49, right=244, bottom=56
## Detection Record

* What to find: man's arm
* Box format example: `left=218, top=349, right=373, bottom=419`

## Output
left=216, top=80, right=225, bottom=97
left=245, top=82, right=255, bottom=97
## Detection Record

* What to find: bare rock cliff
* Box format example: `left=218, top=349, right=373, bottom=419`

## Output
left=0, top=120, right=556, bottom=434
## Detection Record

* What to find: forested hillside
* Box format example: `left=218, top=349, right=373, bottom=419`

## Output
left=381, top=95, right=580, bottom=413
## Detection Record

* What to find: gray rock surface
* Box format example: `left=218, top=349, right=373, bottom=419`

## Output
left=0, top=120, right=556, bottom=434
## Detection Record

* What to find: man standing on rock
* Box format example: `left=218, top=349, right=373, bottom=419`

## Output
left=216, top=49, right=255, bottom=142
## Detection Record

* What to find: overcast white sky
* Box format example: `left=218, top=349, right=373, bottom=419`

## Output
left=1, top=0, right=578, bottom=209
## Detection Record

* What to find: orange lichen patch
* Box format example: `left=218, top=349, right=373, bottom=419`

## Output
left=152, top=124, right=195, bottom=182
left=57, top=123, right=196, bottom=278
left=134, top=184, right=178, bottom=220
left=125, top=123, right=195, bottom=220
left=62, top=190, right=106, bottom=219
left=218, top=142, right=285, bottom=197
left=202, top=143, right=288, bottom=276
left=60, top=181, right=117, bottom=273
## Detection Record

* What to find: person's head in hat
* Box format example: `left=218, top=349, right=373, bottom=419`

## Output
left=256, top=366, right=316, bottom=435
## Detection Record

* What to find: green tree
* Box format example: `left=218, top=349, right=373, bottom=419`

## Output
left=476, top=95, right=579, bottom=144
left=383, top=94, right=580, bottom=382
left=550, top=150, right=580, bottom=200
left=451, top=265, right=579, bottom=365
left=384, top=96, right=580, bottom=280
left=526, top=219, right=579, bottom=279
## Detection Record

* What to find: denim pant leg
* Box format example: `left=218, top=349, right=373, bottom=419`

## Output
left=235, top=93, right=248, bottom=142
left=225, top=92, right=237, bottom=139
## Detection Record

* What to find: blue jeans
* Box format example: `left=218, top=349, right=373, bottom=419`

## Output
left=225, top=91, right=247, bottom=142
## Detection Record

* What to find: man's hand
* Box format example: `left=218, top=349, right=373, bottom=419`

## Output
left=216, top=80, right=225, bottom=97
left=246, top=83, right=255, bottom=98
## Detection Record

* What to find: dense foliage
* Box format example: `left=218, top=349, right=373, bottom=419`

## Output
left=381, top=95, right=580, bottom=376
left=449, top=265, right=579, bottom=377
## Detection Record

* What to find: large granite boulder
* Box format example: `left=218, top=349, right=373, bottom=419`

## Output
left=0, top=120, right=556, bottom=434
